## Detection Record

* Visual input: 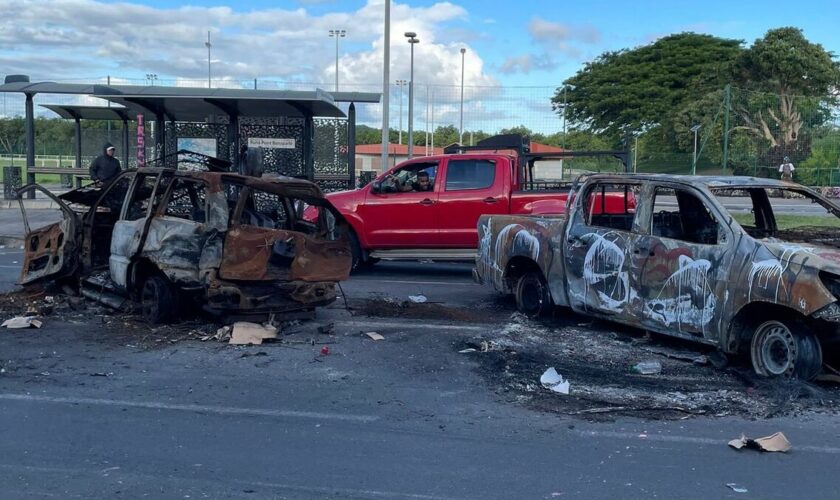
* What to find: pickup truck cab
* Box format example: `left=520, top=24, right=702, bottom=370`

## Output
left=476, top=174, right=840, bottom=380
left=322, top=135, right=630, bottom=268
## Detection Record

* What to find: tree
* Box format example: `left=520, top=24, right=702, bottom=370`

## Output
left=552, top=33, right=743, bottom=136
left=733, top=27, right=840, bottom=154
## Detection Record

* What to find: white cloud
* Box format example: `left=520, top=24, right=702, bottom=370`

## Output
left=498, top=54, right=558, bottom=74
left=0, top=0, right=496, bottom=93
left=528, top=17, right=601, bottom=45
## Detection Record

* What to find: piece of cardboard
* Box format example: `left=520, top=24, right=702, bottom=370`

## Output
left=540, top=367, right=570, bottom=395
left=229, top=322, right=278, bottom=345
left=1, top=316, right=42, bottom=329
left=364, top=332, right=385, bottom=341
left=728, top=432, right=791, bottom=452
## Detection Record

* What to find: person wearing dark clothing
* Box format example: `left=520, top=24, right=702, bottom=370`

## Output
left=409, top=171, right=433, bottom=192
left=89, top=143, right=122, bottom=183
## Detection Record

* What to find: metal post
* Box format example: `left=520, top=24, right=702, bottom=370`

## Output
left=348, top=103, right=356, bottom=189
left=722, top=84, right=731, bottom=175
left=328, top=30, right=345, bottom=92
left=303, top=116, right=315, bottom=181
left=690, top=124, right=701, bottom=176
left=155, top=113, right=165, bottom=160
left=25, top=93, right=35, bottom=198
left=406, top=32, right=419, bottom=157
left=121, top=118, right=129, bottom=168
left=380, top=0, right=390, bottom=171
left=396, top=80, right=405, bottom=144
left=561, top=85, right=568, bottom=149
left=459, top=47, right=465, bottom=144
left=205, top=31, right=212, bottom=89
left=430, top=89, right=435, bottom=151
left=425, top=84, right=429, bottom=155
left=74, top=117, right=82, bottom=169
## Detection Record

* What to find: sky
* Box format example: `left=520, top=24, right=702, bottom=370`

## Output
left=0, top=0, right=838, bottom=131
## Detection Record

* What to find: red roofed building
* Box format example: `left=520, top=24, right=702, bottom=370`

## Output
left=354, top=142, right=568, bottom=176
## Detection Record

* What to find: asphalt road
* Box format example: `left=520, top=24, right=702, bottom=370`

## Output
left=0, top=260, right=839, bottom=498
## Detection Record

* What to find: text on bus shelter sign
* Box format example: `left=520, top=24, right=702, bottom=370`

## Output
left=248, top=138, right=296, bottom=149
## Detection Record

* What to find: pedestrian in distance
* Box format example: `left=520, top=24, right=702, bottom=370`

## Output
left=89, top=142, right=122, bottom=184
left=779, top=156, right=795, bottom=182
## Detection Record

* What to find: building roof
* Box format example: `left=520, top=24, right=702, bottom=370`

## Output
left=355, top=143, right=445, bottom=156
left=40, top=104, right=134, bottom=121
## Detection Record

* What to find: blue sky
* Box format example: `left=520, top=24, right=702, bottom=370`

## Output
left=1, top=0, right=837, bottom=131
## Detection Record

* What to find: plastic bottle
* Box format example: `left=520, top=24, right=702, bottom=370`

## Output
left=631, top=360, right=661, bottom=375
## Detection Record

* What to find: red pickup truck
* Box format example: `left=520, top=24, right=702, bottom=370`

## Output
left=320, top=135, right=630, bottom=269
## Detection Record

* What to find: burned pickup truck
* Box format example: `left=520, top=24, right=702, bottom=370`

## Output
left=476, top=174, right=840, bottom=380
left=17, top=168, right=352, bottom=323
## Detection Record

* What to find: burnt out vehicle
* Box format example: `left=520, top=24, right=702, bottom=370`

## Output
left=476, top=174, right=840, bottom=380
left=17, top=168, right=352, bottom=323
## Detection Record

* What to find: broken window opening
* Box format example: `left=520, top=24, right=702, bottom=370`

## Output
left=162, top=178, right=208, bottom=223
left=712, top=187, right=840, bottom=247
left=651, top=188, right=720, bottom=245
left=123, top=174, right=159, bottom=222
left=583, top=183, right=639, bottom=231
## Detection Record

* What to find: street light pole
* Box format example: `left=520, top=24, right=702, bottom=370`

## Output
left=380, top=0, right=390, bottom=170
left=328, top=29, right=346, bottom=92
left=405, top=32, right=419, bottom=157
left=396, top=79, right=407, bottom=144
left=690, top=124, right=701, bottom=175
left=459, top=47, right=466, bottom=144
left=205, top=31, right=212, bottom=88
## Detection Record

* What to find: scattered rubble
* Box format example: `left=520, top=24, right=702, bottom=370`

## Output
left=229, top=322, right=279, bottom=345
left=364, top=332, right=384, bottom=341
left=631, top=361, right=662, bottom=375
left=726, top=484, right=749, bottom=494
left=540, top=367, right=570, bottom=395
left=408, top=295, right=427, bottom=303
left=2, top=316, right=42, bottom=329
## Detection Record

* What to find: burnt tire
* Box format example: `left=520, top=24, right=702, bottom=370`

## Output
left=141, top=275, right=177, bottom=324
left=750, top=319, right=822, bottom=381
left=515, top=271, right=552, bottom=318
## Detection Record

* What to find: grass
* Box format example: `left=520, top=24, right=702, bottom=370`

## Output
left=732, top=212, right=840, bottom=230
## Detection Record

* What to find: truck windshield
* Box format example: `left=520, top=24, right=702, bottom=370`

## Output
left=711, top=187, right=840, bottom=246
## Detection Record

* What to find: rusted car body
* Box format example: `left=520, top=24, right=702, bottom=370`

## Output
left=17, top=168, right=352, bottom=322
left=476, top=174, right=840, bottom=379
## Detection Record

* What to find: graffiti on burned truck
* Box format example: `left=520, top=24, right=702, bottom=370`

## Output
left=476, top=174, right=840, bottom=380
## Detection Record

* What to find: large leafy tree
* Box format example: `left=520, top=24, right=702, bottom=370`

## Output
left=552, top=33, right=743, bottom=136
left=733, top=27, right=840, bottom=151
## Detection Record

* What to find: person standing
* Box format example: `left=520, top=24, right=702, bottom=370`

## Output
left=779, top=156, right=795, bottom=182
left=89, top=142, right=122, bottom=183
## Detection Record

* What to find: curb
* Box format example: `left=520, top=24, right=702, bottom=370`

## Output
left=0, top=199, right=59, bottom=210
left=0, top=236, right=24, bottom=248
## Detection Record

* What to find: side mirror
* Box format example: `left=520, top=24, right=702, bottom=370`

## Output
left=371, top=181, right=382, bottom=194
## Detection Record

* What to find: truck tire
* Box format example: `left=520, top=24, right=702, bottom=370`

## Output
left=141, top=275, right=178, bottom=324
left=515, top=271, right=552, bottom=317
left=750, top=319, right=822, bottom=381
left=349, top=230, right=377, bottom=272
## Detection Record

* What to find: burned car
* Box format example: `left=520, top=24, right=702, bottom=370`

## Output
left=17, top=168, right=352, bottom=323
left=476, top=174, right=840, bottom=380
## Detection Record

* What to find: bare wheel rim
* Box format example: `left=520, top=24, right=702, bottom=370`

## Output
left=757, top=322, right=795, bottom=376
left=521, top=276, right=544, bottom=314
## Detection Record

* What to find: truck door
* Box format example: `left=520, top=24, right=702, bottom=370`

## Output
left=563, top=181, right=641, bottom=321
left=16, top=185, right=81, bottom=285
left=109, top=172, right=164, bottom=289
left=358, top=161, right=440, bottom=248
left=631, top=185, right=734, bottom=340
left=436, top=157, right=509, bottom=247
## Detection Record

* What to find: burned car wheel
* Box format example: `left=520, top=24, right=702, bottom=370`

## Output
left=515, top=271, right=552, bottom=317
left=750, top=319, right=822, bottom=381
left=141, top=275, right=177, bottom=324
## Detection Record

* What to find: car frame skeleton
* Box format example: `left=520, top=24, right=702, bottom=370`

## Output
left=476, top=174, right=840, bottom=380
left=17, top=168, right=352, bottom=323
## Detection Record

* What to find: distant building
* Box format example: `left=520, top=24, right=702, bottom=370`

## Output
left=354, top=142, right=568, bottom=177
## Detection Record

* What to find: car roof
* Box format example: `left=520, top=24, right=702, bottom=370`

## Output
left=585, top=173, right=799, bottom=189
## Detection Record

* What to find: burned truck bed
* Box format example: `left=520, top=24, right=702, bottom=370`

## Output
left=17, top=168, right=352, bottom=323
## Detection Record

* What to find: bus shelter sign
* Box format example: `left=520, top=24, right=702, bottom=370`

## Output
left=248, top=138, right=296, bottom=149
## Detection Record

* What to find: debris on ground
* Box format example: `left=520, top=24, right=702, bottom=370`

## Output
left=725, top=483, right=748, bottom=493
left=2, top=316, right=43, bottom=329
left=408, top=295, right=428, bottom=303
left=540, top=367, right=570, bottom=395
left=364, top=332, right=384, bottom=341
left=728, top=432, right=791, bottom=453
left=458, top=348, right=477, bottom=354
left=229, top=322, right=278, bottom=345
left=631, top=360, right=662, bottom=375
left=320, top=345, right=330, bottom=356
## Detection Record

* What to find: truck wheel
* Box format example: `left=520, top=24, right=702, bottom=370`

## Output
left=515, top=271, right=552, bottom=317
left=141, top=275, right=177, bottom=324
left=349, top=230, right=376, bottom=272
left=750, top=319, right=822, bottom=380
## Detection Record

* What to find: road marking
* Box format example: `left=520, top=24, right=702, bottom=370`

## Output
left=572, top=429, right=840, bottom=454
left=352, top=279, right=475, bottom=286
left=235, top=479, right=459, bottom=499
left=340, top=319, right=493, bottom=332
left=0, top=393, right=379, bottom=423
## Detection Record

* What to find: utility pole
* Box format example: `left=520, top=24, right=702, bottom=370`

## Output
left=405, top=32, right=419, bottom=157
left=459, top=47, right=466, bottom=144
left=205, top=31, right=212, bottom=88
left=396, top=80, right=407, bottom=144
left=380, top=0, right=390, bottom=170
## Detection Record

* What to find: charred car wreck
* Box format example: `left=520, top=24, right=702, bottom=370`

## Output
left=476, top=174, right=840, bottom=380
left=17, top=168, right=352, bottom=323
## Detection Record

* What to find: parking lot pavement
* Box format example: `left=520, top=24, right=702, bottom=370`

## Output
left=0, top=248, right=22, bottom=293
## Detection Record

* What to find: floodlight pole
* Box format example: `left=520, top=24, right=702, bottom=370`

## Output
left=205, top=31, right=212, bottom=88
left=329, top=29, right=346, bottom=92
left=405, top=32, right=419, bottom=157
left=459, top=47, right=465, bottom=144
left=380, top=0, right=390, bottom=170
